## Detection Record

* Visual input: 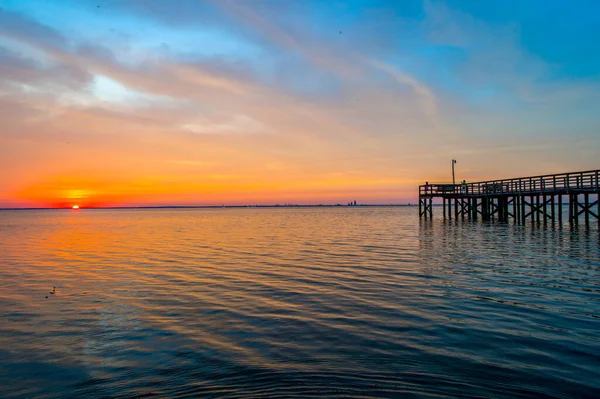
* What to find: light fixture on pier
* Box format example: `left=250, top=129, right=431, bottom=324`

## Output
left=452, top=159, right=457, bottom=185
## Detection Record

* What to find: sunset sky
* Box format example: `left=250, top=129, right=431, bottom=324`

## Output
left=1, top=0, right=599, bottom=208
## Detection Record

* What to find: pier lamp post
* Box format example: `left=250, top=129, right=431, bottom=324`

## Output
left=452, top=159, right=457, bottom=185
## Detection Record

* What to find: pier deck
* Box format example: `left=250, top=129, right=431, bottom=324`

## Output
left=419, top=169, right=600, bottom=226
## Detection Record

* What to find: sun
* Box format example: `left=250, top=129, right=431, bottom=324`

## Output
left=72, top=205, right=80, bottom=210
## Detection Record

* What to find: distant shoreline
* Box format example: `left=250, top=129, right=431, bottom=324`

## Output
left=0, top=204, right=418, bottom=211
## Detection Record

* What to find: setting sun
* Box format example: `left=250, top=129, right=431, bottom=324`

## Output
left=72, top=205, right=79, bottom=210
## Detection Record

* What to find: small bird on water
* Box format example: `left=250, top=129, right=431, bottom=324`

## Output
left=50, top=286, right=56, bottom=295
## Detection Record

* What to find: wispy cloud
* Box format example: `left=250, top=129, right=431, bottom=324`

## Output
left=182, top=115, right=268, bottom=135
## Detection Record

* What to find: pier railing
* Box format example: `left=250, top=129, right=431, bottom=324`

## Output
left=420, top=169, right=600, bottom=197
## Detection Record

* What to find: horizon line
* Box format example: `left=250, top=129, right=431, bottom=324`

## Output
left=0, top=203, right=418, bottom=211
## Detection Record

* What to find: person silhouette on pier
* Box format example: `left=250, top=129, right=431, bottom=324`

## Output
left=425, top=181, right=429, bottom=195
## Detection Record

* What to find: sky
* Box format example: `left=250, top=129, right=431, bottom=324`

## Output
left=1, top=0, right=599, bottom=208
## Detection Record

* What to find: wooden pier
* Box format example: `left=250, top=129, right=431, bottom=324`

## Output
left=419, top=169, right=600, bottom=227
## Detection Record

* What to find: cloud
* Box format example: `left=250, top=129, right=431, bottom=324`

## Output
left=368, top=59, right=438, bottom=121
left=0, top=9, right=67, bottom=48
left=421, top=0, right=600, bottom=106
left=182, top=115, right=268, bottom=135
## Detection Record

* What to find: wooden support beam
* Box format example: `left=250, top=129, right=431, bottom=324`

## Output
left=498, top=198, right=503, bottom=222
left=543, top=195, right=547, bottom=225
left=575, top=194, right=580, bottom=225
left=512, top=196, right=517, bottom=223
left=468, top=198, right=472, bottom=219
left=468, top=198, right=471, bottom=217
left=532, top=195, right=536, bottom=224
left=443, top=198, right=446, bottom=219
left=429, top=198, right=433, bottom=219
left=569, top=194, right=576, bottom=225
left=523, top=197, right=531, bottom=220
left=455, top=198, right=458, bottom=219
left=530, top=195, right=535, bottom=224
left=572, top=194, right=576, bottom=224
left=585, top=193, right=590, bottom=225
left=558, top=194, right=562, bottom=225
left=574, top=199, right=598, bottom=218
left=481, top=197, right=487, bottom=220
left=569, top=195, right=572, bottom=224
left=470, top=198, right=474, bottom=219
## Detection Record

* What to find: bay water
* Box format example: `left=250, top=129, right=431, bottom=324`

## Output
left=1, top=207, right=598, bottom=398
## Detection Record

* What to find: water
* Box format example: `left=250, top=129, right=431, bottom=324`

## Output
left=0, top=207, right=599, bottom=398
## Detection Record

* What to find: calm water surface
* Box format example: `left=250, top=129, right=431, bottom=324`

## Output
left=0, top=207, right=599, bottom=398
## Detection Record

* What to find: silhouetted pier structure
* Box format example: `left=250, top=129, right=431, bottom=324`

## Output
left=419, top=169, right=600, bottom=227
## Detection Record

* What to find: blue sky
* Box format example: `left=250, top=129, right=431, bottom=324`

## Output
left=0, top=0, right=599, bottom=206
